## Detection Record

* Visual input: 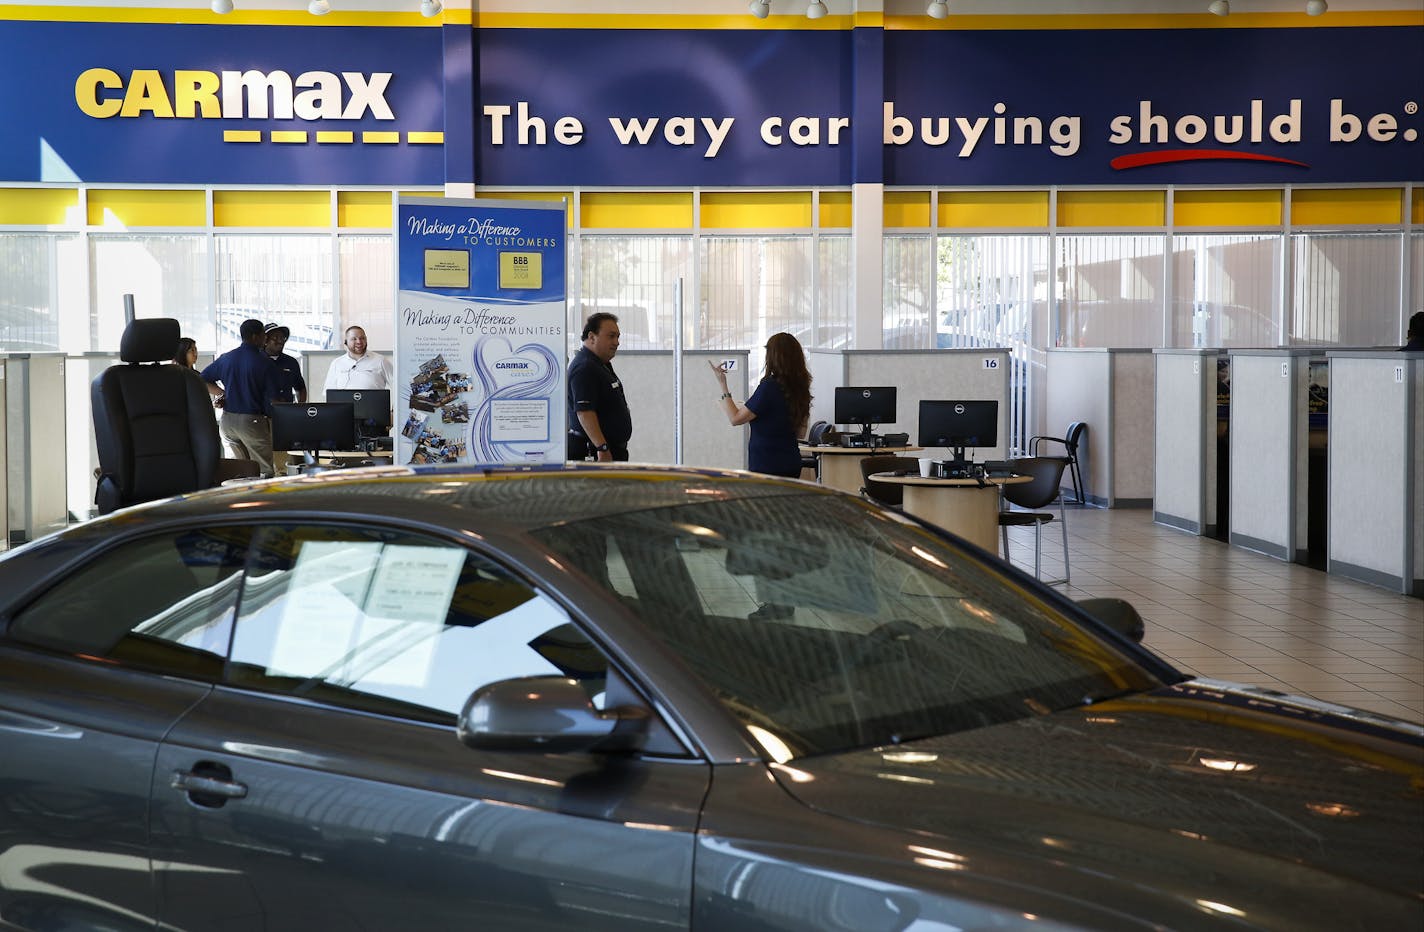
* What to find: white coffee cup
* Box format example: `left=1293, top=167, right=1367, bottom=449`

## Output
left=918, top=457, right=935, bottom=478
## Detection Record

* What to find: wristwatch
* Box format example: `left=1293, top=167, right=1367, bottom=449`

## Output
left=595, top=442, right=610, bottom=452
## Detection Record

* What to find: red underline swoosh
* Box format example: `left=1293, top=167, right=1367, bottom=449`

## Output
left=1111, top=149, right=1310, bottom=170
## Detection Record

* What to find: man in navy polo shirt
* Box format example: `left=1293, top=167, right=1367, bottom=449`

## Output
left=203, top=318, right=282, bottom=478
left=566, top=312, right=632, bottom=461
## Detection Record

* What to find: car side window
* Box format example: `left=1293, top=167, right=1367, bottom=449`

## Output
left=7, top=528, right=251, bottom=680
left=227, top=525, right=609, bottom=725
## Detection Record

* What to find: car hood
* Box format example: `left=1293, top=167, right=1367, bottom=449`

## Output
left=771, top=681, right=1424, bottom=922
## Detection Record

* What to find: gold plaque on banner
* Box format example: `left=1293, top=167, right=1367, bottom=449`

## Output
left=424, top=249, right=470, bottom=289
left=499, top=251, right=542, bottom=290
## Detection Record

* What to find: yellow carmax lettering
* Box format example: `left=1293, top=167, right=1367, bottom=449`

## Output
left=75, top=68, right=122, bottom=118
left=174, top=70, right=221, bottom=119
left=120, top=70, right=174, bottom=118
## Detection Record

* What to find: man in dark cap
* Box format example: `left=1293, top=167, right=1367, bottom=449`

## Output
left=202, top=318, right=281, bottom=478
left=264, top=322, right=307, bottom=403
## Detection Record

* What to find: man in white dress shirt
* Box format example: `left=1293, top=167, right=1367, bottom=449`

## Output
left=324, top=325, right=394, bottom=393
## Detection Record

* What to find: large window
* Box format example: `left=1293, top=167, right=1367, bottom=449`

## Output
left=1290, top=232, right=1403, bottom=346
left=883, top=235, right=933, bottom=349
left=1056, top=234, right=1167, bottom=348
left=575, top=235, right=693, bottom=351
left=214, top=234, right=335, bottom=352
left=699, top=236, right=815, bottom=357
left=0, top=233, right=83, bottom=353
left=338, top=234, right=393, bottom=354
left=1170, top=234, right=1281, bottom=348
left=91, top=234, right=208, bottom=352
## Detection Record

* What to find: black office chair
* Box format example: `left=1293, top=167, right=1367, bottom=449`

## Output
left=92, top=317, right=258, bottom=515
left=1029, top=421, right=1087, bottom=505
left=859, top=454, right=917, bottom=509
left=801, top=420, right=831, bottom=476
left=998, top=456, right=1070, bottom=585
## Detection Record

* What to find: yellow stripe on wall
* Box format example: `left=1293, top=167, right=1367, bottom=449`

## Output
left=701, top=191, right=812, bottom=229
left=223, top=130, right=261, bottom=143
left=1058, top=189, right=1165, bottom=227
left=474, top=191, right=575, bottom=228
left=317, top=131, right=355, bottom=144
left=819, top=191, right=852, bottom=229
left=884, top=191, right=931, bottom=228
left=213, top=190, right=329, bottom=228
left=88, top=189, right=205, bottom=227
left=1291, top=188, right=1402, bottom=226
left=0, top=188, right=79, bottom=225
left=1413, top=188, right=1423, bottom=226
left=362, top=131, right=400, bottom=144
left=406, top=132, right=445, bottom=144
left=938, top=191, right=1049, bottom=228
left=1173, top=189, right=1283, bottom=227
left=337, top=191, right=391, bottom=228
left=270, top=131, right=308, bottom=144
left=581, top=192, right=693, bottom=230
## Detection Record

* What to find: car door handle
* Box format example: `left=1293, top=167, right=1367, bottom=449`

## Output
left=171, top=769, right=248, bottom=801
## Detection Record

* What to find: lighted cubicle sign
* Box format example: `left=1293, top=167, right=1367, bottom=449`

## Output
left=0, top=20, right=447, bottom=185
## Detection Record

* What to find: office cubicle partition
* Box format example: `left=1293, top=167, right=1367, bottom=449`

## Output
left=614, top=349, right=750, bottom=469
left=1228, top=349, right=1317, bottom=563
left=3, top=353, right=68, bottom=545
left=1326, top=351, right=1422, bottom=595
left=1153, top=349, right=1221, bottom=535
left=1044, top=348, right=1154, bottom=508
left=808, top=348, right=1013, bottom=461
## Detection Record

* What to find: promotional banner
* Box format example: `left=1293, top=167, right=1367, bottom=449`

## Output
left=395, top=197, right=567, bottom=467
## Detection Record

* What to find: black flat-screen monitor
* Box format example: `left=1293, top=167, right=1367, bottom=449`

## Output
left=326, top=388, right=391, bottom=435
left=835, top=386, right=896, bottom=440
left=919, top=399, right=998, bottom=462
left=272, top=402, right=356, bottom=454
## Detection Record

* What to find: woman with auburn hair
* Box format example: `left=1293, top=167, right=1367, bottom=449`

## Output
left=709, top=331, right=812, bottom=478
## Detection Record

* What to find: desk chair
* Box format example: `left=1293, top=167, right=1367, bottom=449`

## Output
left=801, top=420, right=831, bottom=477
left=859, top=454, right=917, bottom=509
left=92, top=317, right=259, bottom=515
left=998, top=456, right=1070, bottom=585
left=1029, top=421, right=1086, bottom=505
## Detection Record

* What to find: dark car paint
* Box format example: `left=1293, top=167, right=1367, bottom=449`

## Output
left=1, top=464, right=1420, bottom=931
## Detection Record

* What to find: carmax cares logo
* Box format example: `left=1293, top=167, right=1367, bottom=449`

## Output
left=73, top=68, right=443, bottom=146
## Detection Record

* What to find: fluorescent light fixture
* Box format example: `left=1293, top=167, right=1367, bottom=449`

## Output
left=1207, top=0, right=1229, bottom=15
left=749, top=0, right=770, bottom=17
left=308, top=0, right=331, bottom=14
left=806, top=0, right=827, bottom=19
left=927, top=0, right=948, bottom=18
left=210, top=0, right=234, bottom=13
left=1306, top=0, right=1327, bottom=14
left=421, top=0, right=443, bottom=15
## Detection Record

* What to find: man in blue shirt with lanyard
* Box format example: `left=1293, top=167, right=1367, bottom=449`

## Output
left=202, top=318, right=282, bottom=478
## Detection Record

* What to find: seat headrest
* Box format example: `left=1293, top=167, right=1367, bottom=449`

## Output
left=120, top=318, right=182, bottom=363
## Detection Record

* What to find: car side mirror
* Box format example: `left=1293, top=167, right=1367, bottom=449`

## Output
left=1075, top=597, right=1146, bottom=643
left=457, top=676, right=649, bottom=753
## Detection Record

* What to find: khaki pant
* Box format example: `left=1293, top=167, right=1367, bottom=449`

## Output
left=221, top=412, right=274, bottom=478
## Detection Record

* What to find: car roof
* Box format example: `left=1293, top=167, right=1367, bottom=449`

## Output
left=89, top=463, right=838, bottom=536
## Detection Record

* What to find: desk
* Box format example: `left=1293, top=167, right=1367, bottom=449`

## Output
left=870, top=473, right=1030, bottom=552
left=799, top=445, right=923, bottom=495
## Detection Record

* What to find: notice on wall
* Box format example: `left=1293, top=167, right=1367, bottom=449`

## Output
left=395, top=196, right=567, bottom=465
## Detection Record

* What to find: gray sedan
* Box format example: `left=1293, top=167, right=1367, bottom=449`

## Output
left=0, top=464, right=1419, bottom=931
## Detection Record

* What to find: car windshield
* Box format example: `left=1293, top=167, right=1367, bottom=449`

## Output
left=535, top=487, right=1163, bottom=760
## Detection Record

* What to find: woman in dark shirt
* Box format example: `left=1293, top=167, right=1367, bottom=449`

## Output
left=710, top=331, right=812, bottom=477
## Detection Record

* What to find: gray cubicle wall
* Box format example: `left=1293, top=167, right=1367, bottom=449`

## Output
left=4, top=353, right=68, bottom=545
left=614, top=350, right=750, bottom=469
left=1228, top=349, right=1315, bottom=562
left=807, top=349, right=1012, bottom=460
left=1153, top=349, right=1221, bottom=535
left=1044, top=348, right=1154, bottom=507
left=1326, top=351, right=1422, bottom=595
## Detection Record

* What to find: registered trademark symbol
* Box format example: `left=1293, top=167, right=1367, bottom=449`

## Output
left=1406, top=102, right=1419, bottom=115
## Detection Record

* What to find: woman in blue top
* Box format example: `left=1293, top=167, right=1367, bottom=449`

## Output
left=710, top=331, right=813, bottom=478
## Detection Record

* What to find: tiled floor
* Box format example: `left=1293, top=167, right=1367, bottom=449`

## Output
left=1001, top=505, right=1424, bottom=723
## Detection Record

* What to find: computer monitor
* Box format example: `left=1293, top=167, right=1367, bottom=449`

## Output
left=326, top=388, right=391, bottom=436
left=835, top=386, right=897, bottom=442
left=918, top=399, right=998, bottom=464
left=271, top=402, right=357, bottom=455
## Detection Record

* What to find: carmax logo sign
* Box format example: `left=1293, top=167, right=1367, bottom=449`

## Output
left=73, top=68, right=443, bottom=146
